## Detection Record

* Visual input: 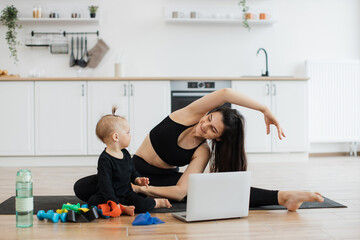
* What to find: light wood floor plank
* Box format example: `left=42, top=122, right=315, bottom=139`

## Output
left=0, top=156, right=359, bottom=239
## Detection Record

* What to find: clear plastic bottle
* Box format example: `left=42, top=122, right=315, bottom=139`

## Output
left=16, top=169, right=33, bottom=228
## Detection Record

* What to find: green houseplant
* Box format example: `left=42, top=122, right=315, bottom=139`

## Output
left=239, top=0, right=250, bottom=30
left=1, top=5, right=22, bottom=64
left=88, top=5, right=99, bottom=18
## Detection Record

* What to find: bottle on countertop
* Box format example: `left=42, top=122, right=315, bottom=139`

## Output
left=16, top=169, right=33, bottom=228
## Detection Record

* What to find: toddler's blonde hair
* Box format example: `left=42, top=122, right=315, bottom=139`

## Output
left=96, top=106, right=125, bottom=143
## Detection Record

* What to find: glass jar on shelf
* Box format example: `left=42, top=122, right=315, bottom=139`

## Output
left=33, top=5, right=42, bottom=18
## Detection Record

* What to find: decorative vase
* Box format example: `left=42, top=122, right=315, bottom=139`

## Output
left=90, top=13, right=96, bottom=18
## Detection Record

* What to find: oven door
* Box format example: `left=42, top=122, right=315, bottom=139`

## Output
left=171, top=91, right=211, bottom=112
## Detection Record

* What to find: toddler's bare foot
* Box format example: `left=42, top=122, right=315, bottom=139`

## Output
left=278, top=191, right=324, bottom=211
left=155, top=198, right=172, bottom=209
left=121, top=205, right=135, bottom=216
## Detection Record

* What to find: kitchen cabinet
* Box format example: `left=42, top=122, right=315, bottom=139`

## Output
left=129, top=81, right=171, bottom=153
left=87, top=81, right=171, bottom=155
left=232, top=80, right=308, bottom=153
left=35, top=81, right=87, bottom=155
left=0, top=82, right=34, bottom=155
left=87, top=81, right=129, bottom=155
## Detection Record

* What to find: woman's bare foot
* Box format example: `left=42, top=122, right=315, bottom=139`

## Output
left=121, top=205, right=135, bottom=216
left=155, top=198, right=172, bottom=209
left=278, top=191, right=324, bottom=211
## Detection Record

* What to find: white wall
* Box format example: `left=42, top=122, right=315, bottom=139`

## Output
left=1, top=0, right=359, bottom=154
left=1, top=0, right=359, bottom=77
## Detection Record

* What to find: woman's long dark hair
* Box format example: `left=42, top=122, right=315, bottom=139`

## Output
left=209, top=106, right=247, bottom=172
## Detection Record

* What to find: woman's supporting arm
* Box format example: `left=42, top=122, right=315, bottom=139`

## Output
left=138, top=145, right=210, bottom=201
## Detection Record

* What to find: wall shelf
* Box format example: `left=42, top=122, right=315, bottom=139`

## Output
left=165, top=18, right=276, bottom=25
left=18, top=18, right=99, bottom=23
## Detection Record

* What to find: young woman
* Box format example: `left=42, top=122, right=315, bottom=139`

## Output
left=74, top=88, right=324, bottom=211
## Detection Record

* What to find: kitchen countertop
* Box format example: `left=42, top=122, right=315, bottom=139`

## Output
left=0, top=76, right=309, bottom=81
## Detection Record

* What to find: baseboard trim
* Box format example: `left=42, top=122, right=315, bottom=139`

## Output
left=309, top=152, right=360, bottom=157
left=3, top=152, right=346, bottom=167
left=247, top=152, right=308, bottom=162
left=0, top=156, right=98, bottom=167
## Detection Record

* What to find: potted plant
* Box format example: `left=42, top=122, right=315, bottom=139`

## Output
left=0, top=5, right=22, bottom=64
left=238, top=0, right=250, bottom=30
left=88, top=5, right=99, bottom=18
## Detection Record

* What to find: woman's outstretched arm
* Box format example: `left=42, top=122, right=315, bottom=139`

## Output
left=136, top=145, right=210, bottom=201
left=174, top=88, right=285, bottom=139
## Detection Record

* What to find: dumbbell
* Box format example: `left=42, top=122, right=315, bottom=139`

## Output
left=59, top=212, right=68, bottom=222
left=37, top=210, right=60, bottom=223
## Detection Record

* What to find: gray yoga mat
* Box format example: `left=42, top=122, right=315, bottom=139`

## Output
left=0, top=195, right=346, bottom=215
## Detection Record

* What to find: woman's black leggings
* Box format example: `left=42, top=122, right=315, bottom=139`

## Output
left=74, top=155, right=279, bottom=207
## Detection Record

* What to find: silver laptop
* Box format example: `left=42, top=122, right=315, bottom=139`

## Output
left=172, top=171, right=251, bottom=222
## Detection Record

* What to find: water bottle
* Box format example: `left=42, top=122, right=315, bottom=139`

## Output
left=16, top=169, right=33, bottom=228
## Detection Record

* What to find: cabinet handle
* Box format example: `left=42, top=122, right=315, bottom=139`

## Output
left=272, top=84, right=276, bottom=96
left=266, top=83, right=270, bottom=95
left=123, top=84, right=127, bottom=96
left=81, top=84, right=85, bottom=96
left=130, top=84, right=134, bottom=96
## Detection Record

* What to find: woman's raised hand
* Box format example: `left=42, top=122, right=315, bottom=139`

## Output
left=263, top=108, right=286, bottom=140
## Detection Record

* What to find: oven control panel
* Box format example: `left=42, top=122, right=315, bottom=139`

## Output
left=188, top=82, right=215, bottom=89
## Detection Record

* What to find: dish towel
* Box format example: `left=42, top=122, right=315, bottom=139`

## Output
left=132, top=212, right=165, bottom=226
left=87, top=39, right=109, bottom=68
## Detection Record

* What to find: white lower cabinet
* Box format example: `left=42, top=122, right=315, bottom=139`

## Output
left=0, top=82, right=34, bottom=155
left=128, top=81, right=171, bottom=153
left=87, top=81, right=170, bottom=155
left=0, top=80, right=170, bottom=157
left=232, top=80, right=308, bottom=153
left=87, top=81, right=129, bottom=155
left=35, top=81, right=87, bottom=155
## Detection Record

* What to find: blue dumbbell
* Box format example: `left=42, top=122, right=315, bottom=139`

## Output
left=37, top=210, right=60, bottom=223
left=94, top=206, right=110, bottom=219
left=60, top=212, right=68, bottom=222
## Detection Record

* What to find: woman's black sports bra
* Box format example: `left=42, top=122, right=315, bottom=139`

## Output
left=149, top=116, right=205, bottom=167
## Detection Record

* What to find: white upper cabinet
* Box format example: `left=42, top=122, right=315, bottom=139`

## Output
left=128, top=81, right=171, bottom=153
left=87, top=81, right=129, bottom=155
left=232, top=80, right=308, bottom=153
left=0, top=82, right=34, bottom=155
left=35, top=81, right=87, bottom=155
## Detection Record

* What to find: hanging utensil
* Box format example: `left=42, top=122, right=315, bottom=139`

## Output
left=74, top=35, right=79, bottom=66
left=83, top=34, right=89, bottom=66
left=69, top=36, right=75, bottom=67
left=78, top=35, right=87, bottom=67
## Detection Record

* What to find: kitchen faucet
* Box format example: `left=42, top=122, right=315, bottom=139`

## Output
left=256, top=48, right=269, bottom=77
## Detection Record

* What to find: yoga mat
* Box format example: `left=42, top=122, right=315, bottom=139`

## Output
left=0, top=195, right=346, bottom=215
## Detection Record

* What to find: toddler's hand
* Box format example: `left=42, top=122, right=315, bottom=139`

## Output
left=135, top=177, right=149, bottom=187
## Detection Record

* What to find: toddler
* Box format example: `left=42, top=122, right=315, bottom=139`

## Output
left=87, top=106, right=172, bottom=214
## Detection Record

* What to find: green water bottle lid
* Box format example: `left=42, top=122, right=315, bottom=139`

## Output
left=16, top=169, right=32, bottom=183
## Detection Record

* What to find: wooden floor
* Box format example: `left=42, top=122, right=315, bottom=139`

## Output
left=0, top=156, right=359, bottom=240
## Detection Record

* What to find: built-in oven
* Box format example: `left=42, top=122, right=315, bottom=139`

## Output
left=171, top=81, right=231, bottom=112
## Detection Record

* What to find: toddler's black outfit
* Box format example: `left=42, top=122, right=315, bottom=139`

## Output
left=87, top=149, right=156, bottom=213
